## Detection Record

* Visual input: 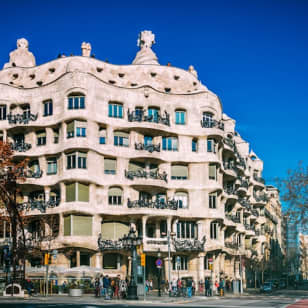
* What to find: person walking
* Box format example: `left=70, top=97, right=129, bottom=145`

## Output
left=187, top=279, right=192, bottom=298
left=205, top=277, right=210, bottom=296
left=94, top=278, right=100, bottom=297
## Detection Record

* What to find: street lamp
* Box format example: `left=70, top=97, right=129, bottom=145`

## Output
left=122, top=228, right=142, bottom=300
left=161, top=231, right=176, bottom=287
left=157, top=249, right=162, bottom=297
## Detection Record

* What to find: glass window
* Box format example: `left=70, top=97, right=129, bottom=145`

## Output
left=99, top=128, right=106, bottom=144
left=135, top=107, right=143, bottom=119
left=104, top=158, right=116, bottom=174
left=175, top=110, right=186, bottom=125
left=192, top=138, right=198, bottom=152
left=103, top=253, right=119, bottom=269
left=174, top=192, right=188, bottom=209
left=108, top=102, right=123, bottom=118
left=68, top=95, right=85, bottom=110
left=67, top=121, right=87, bottom=138
left=162, top=136, right=178, bottom=151
left=53, top=128, right=59, bottom=144
left=114, top=131, right=129, bottom=147
left=207, top=139, right=216, bottom=153
left=148, top=107, right=160, bottom=123
left=210, top=221, right=219, bottom=239
left=36, top=131, right=46, bottom=146
left=22, top=105, right=31, bottom=119
left=47, top=157, right=57, bottom=175
left=209, top=164, right=217, bottom=180
left=144, top=136, right=153, bottom=146
left=203, top=112, right=214, bottom=127
left=108, top=187, right=123, bottom=205
left=67, top=152, right=87, bottom=169
left=0, top=105, right=7, bottom=120
left=209, top=193, right=217, bottom=209
left=64, top=215, right=92, bottom=236
left=171, top=165, right=188, bottom=180
left=65, top=182, right=89, bottom=202
left=176, top=221, right=197, bottom=239
left=172, top=256, right=188, bottom=270
left=43, top=100, right=53, bottom=116
left=80, top=252, right=90, bottom=266
left=204, top=254, right=213, bottom=270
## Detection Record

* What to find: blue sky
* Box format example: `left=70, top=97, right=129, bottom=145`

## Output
left=0, top=0, right=307, bottom=185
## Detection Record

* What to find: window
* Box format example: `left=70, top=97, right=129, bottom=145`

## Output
left=0, top=105, right=7, bottom=120
left=108, top=102, right=123, bottom=118
left=108, top=187, right=123, bottom=205
left=114, top=131, right=129, bottom=147
left=43, top=100, right=53, bottom=116
left=135, top=107, right=143, bottom=118
left=67, top=120, right=87, bottom=138
left=204, top=254, right=213, bottom=270
left=47, top=157, right=57, bottom=175
left=148, top=107, right=160, bottom=123
left=101, top=222, right=129, bottom=240
left=103, top=253, right=119, bottom=269
left=175, top=110, right=186, bottom=125
left=210, top=221, right=219, bottom=239
left=162, top=136, right=178, bottom=151
left=209, top=192, right=217, bottom=209
left=68, top=94, right=85, bottom=110
left=171, top=165, right=188, bottom=180
left=36, top=131, right=46, bottom=146
left=22, top=104, right=31, bottom=119
left=64, top=215, right=92, bottom=236
left=207, top=139, right=216, bottom=153
left=209, top=164, right=217, bottom=180
left=176, top=221, right=197, bottom=239
left=99, top=127, right=106, bottom=144
left=53, top=128, right=59, bottom=144
left=172, top=256, right=188, bottom=270
left=104, top=158, right=116, bottom=174
left=144, top=136, right=153, bottom=146
left=202, top=112, right=214, bottom=127
left=0, top=131, right=3, bottom=142
left=174, top=192, right=188, bottom=209
left=67, top=152, right=87, bottom=169
left=192, top=138, right=198, bottom=152
left=80, top=252, right=90, bottom=266
left=65, top=182, right=89, bottom=202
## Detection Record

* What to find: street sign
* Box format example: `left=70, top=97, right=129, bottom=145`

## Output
left=176, top=256, right=181, bottom=264
left=156, top=258, right=162, bottom=267
left=208, top=258, right=213, bottom=263
left=141, top=253, right=146, bottom=266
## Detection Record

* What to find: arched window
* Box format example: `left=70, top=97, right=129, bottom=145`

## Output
left=171, top=165, right=188, bottom=180
left=108, top=187, right=123, bottom=205
left=174, top=192, right=188, bottom=209
left=68, top=93, right=85, bottom=110
left=175, top=109, right=186, bottom=125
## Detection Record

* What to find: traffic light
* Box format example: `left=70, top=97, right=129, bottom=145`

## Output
left=209, top=264, right=213, bottom=270
left=141, top=253, right=146, bottom=266
left=44, top=253, right=51, bottom=265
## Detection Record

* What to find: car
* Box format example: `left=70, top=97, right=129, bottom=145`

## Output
left=266, top=279, right=279, bottom=289
left=260, top=282, right=273, bottom=293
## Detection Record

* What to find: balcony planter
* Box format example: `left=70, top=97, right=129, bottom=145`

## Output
left=69, top=288, right=83, bottom=297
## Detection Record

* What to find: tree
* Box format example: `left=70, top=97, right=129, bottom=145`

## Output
left=278, top=162, right=308, bottom=230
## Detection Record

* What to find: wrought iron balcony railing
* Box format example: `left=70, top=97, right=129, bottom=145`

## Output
left=18, top=197, right=60, bottom=213
left=10, top=142, right=32, bottom=152
left=135, top=142, right=160, bottom=153
left=7, top=112, right=38, bottom=125
left=127, top=109, right=170, bottom=126
left=225, top=242, right=239, bottom=249
left=223, top=186, right=236, bottom=195
left=97, top=238, right=123, bottom=250
left=200, top=119, right=224, bottom=130
left=173, top=236, right=206, bottom=252
left=223, top=161, right=236, bottom=171
left=253, top=193, right=268, bottom=202
left=251, top=209, right=259, bottom=217
left=244, top=224, right=255, bottom=231
left=127, top=198, right=178, bottom=210
left=223, top=138, right=235, bottom=149
left=226, top=214, right=241, bottom=223
left=239, top=199, right=251, bottom=209
left=125, top=169, right=167, bottom=182
left=253, top=174, right=265, bottom=184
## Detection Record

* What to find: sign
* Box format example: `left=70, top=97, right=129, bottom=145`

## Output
left=208, top=258, right=213, bottom=263
left=156, top=258, right=162, bottom=268
left=44, top=253, right=50, bottom=265
left=141, top=253, right=146, bottom=267
left=176, top=256, right=181, bottom=264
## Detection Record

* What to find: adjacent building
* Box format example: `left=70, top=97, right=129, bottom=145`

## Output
left=0, top=31, right=283, bottom=288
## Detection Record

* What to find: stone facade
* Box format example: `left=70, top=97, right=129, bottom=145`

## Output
left=0, top=31, right=283, bottom=287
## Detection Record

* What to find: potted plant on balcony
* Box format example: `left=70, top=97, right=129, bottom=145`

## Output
left=68, top=281, right=83, bottom=297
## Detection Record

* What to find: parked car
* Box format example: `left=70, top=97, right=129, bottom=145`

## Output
left=266, top=279, right=279, bottom=289
left=260, top=282, right=273, bottom=293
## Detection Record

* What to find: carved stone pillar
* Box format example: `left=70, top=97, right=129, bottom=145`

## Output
left=198, top=253, right=205, bottom=284
left=76, top=250, right=80, bottom=267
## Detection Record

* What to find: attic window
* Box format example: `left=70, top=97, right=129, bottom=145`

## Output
left=37, top=81, right=43, bottom=86
left=109, top=80, right=116, bottom=84
left=187, top=90, right=191, bottom=93
left=12, top=74, right=18, bottom=79
left=97, top=67, right=103, bottom=73
left=131, top=83, right=137, bottom=87
left=174, top=75, right=180, bottom=80
left=251, top=156, right=256, bottom=161
left=165, top=88, right=171, bottom=93
left=150, top=72, right=157, bottom=77
left=29, top=74, right=35, bottom=80
left=9, top=81, right=13, bottom=85
left=49, top=68, right=55, bottom=73
left=118, top=73, right=125, bottom=78
left=193, top=82, right=197, bottom=86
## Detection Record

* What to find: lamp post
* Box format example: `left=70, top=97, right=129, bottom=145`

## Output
left=123, top=228, right=142, bottom=300
left=157, top=249, right=161, bottom=297
left=162, top=231, right=176, bottom=288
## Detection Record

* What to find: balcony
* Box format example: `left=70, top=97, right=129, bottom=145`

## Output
left=135, top=142, right=160, bottom=153
left=7, top=112, right=38, bottom=125
left=226, top=214, right=241, bottom=223
left=200, top=119, right=224, bottom=130
left=97, top=238, right=123, bottom=251
left=223, top=186, right=237, bottom=196
left=127, top=198, right=178, bottom=210
left=124, top=169, right=167, bottom=182
left=253, top=193, right=268, bottom=203
left=225, top=241, right=239, bottom=250
left=254, top=230, right=260, bottom=236
left=18, top=197, right=60, bottom=213
left=239, top=198, right=251, bottom=210
left=251, top=209, right=259, bottom=217
left=223, top=162, right=236, bottom=172
left=127, top=109, right=170, bottom=126
left=173, top=236, right=206, bottom=252
left=223, top=138, right=235, bottom=149
left=244, top=224, right=255, bottom=231
left=10, top=142, right=32, bottom=152
left=23, top=169, right=43, bottom=179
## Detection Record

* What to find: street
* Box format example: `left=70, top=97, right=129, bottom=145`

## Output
left=0, top=291, right=306, bottom=308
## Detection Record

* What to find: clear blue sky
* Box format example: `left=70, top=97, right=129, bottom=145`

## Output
left=0, top=0, right=307, bottom=185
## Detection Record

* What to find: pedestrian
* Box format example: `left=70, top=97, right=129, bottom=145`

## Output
left=119, top=279, right=127, bottom=299
left=187, top=279, right=192, bottom=298
left=149, top=279, right=153, bottom=290
left=94, top=278, right=100, bottom=297
left=103, top=275, right=110, bottom=299
left=172, top=278, right=177, bottom=294
left=205, top=277, right=210, bottom=296
left=192, top=279, right=196, bottom=296
left=215, top=280, right=219, bottom=295
left=26, top=279, right=33, bottom=297
left=99, top=275, right=104, bottom=297
left=219, top=279, right=224, bottom=296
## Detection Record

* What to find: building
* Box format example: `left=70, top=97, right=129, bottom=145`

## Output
left=0, top=31, right=283, bottom=288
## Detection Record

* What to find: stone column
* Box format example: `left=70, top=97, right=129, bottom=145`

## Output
left=198, top=253, right=205, bottom=285
left=95, top=252, right=101, bottom=269
left=76, top=250, right=80, bottom=267
left=142, top=216, right=148, bottom=238
left=155, top=221, right=160, bottom=238
left=60, top=182, right=66, bottom=204
left=59, top=213, right=64, bottom=236
left=164, top=257, right=171, bottom=283
left=106, top=125, right=113, bottom=145
left=44, top=186, right=51, bottom=201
